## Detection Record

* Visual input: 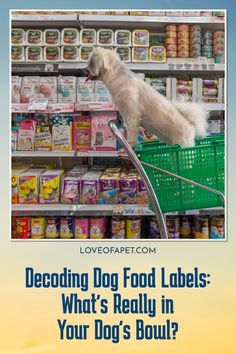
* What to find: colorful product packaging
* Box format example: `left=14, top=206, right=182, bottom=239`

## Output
left=18, top=169, right=45, bottom=204
left=73, top=115, right=91, bottom=151
left=51, top=115, right=73, bottom=151
left=91, top=112, right=117, bottom=151
left=39, top=169, right=64, bottom=204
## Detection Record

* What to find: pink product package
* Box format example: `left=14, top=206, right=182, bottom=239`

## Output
left=73, top=115, right=91, bottom=151
left=37, top=77, right=57, bottom=103
left=61, top=175, right=80, bottom=203
left=137, top=177, right=149, bottom=204
left=80, top=171, right=102, bottom=204
left=20, top=76, right=40, bottom=103
left=17, top=119, right=36, bottom=151
left=12, top=76, right=22, bottom=103
left=91, top=112, right=117, bottom=151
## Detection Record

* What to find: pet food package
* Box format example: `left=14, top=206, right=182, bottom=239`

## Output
left=80, top=29, right=97, bottom=45
left=61, top=45, right=78, bottom=62
left=73, top=115, right=91, bottom=151
left=99, top=168, right=120, bottom=204
left=12, top=28, right=25, bottom=45
left=61, top=28, right=79, bottom=45
left=58, top=76, right=77, bottom=103
left=12, top=169, right=23, bottom=204
left=119, top=169, right=138, bottom=204
left=77, top=77, right=94, bottom=101
left=11, top=126, right=18, bottom=151
left=12, top=76, right=22, bottom=103
left=132, top=29, right=149, bottom=47
left=80, top=170, right=102, bottom=204
left=132, top=47, right=149, bottom=62
left=26, top=29, right=43, bottom=46
left=12, top=46, right=25, bottom=62
left=91, top=112, right=117, bottom=151
left=17, top=119, right=36, bottom=151
left=97, top=29, right=114, bottom=46
left=61, top=175, right=80, bottom=204
left=37, top=77, right=57, bottom=103
left=60, top=217, right=74, bottom=238
left=45, top=217, right=60, bottom=238
left=44, top=29, right=61, bottom=46
left=44, top=47, right=61, bottom=62
left=20, top=76, right=40, bottom=103
left=26, top=47, right=43, bottom=62
left=74, top=217, right=89, bottom=239
left=19, top=169, right=45, bottom=204
left=115, top=30, right=131, bottom=46
left=94, top=81, right=111, bottom=102
left=149, top=46, right=166, bottom=62
left=90, top=217, right=105, bottom=239
left=31, top=217, right=46, bottom=239
left=137, top=176, right=149, bottom=204
left=35, top=125, right=52, bottom=151
left=51, top=115, right=73, bottom=151
left=39, top=169, right=64, bottom=204
left=115, top=47, right=131, bottom=62
left=79, top=46, right=93, bottom=61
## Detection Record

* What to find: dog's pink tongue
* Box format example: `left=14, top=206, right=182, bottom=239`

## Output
left=86, top=74, right=92, bottom=82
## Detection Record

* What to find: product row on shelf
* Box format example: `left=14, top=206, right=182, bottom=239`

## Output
left=11, top=26, right=224, bottom=63
left=12, top=213, right=225, bottom=240
left=12, top=164, right=149, bottom=206
left=11, top=110, right=225, bottom=154
left=12, top=75, right=225, bottom=104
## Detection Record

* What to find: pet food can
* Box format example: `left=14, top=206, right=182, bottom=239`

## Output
left=166, top=216, right=180, bottom=239
left=213, top=31, right=224, bottom=39
left=177, top=31, right=189, bottom=39
left=180, top=216, right=192, bottom=238
left=193, top=216, right=209, bottom=239
left=90, top=217, right=105, bottom=239
left=80, top=29, right=97, bottom=45
left=165, top=37, right=177, bottom=45
left=60, top=217, right=74, bottom=239
left=177, top=24, right=189, bottom=32
left=126, top=217, right=141, bottom=239
left=190, top=50, right=201, bottom=58
left=201, top=51, right=213, bottom=58
left=74, top=217, right=89, bottom=239
left=165, top=24, right=177, bottom=32
left=202, top=31, right=213, bottom=39
left=201, top=45, right=213, bottom=52
left=45, top=217, right=60, bottom=238
left=213, top=38, right=225, bottom=45
left=165, top=44, right=178, bottom=51
left=210, top=216, right=224, bottom=239
left=190, top=38, right=202, bottom=45
left=166, top=50, right=177, bottom=58
left=111, top=216, right=126, bottom=239
left=177, top=50, right=189, bottom=58
left=15, top=217, right=31, bottom=239
left=202, top=38, right=213, bottom=45
left=31, top=217, right=45, bottom=239
left=165, top=31, right=177, bottom=38
left=190, top=25, right=201, bottom=33
left=178, top=44, right=189, bottom=51
left=177, top=37, right=189, bottom=45
left=115, top=47, right=131, bottom=62
left=149, top=216, right=160, bottom=239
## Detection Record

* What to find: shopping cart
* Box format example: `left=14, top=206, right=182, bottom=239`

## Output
left=109, top=120, right=225, bottom=239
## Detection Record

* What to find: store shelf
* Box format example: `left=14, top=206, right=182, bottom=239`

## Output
left=12, top=204, right=224, bottom=216
left=11, top=13, right=79, bottom=27
left=75, top=102, right=117, bottom=111
left=204, top=103, right=225, bottom=111
left=12, top=151, right=118, bottom=158
left=78, top=14, right=225, bottom=29
left=12, top=151, right=76, bottom=157
left=12, top=103, right=75, bottom=113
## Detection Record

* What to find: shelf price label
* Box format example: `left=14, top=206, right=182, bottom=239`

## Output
left=28, top=98, right=48, bottom=111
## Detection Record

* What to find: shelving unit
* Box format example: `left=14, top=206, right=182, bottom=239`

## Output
left=11, top=11, right=225, bottom=240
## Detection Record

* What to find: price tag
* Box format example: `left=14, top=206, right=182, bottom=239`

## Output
left=122, top=207, right=153, bottom=216
left=185, top=209, right=200, bottom=215
left=28, top=98, right=48, bottom=111
left=165, top=211, right=178, bottom=216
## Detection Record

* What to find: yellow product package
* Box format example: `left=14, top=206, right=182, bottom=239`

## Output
left=19, top=169, right=45, bottom=204
left=39, top=169, right=64, bottom=204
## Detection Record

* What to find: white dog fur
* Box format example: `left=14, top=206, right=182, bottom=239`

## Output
left=87, top=47, right=208, bottom=147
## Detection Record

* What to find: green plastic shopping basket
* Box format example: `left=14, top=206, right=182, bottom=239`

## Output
left=134, top=134, right=225, bottom=213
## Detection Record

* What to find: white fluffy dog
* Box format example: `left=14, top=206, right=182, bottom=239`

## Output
left=87, top=47, right=208, bottom=147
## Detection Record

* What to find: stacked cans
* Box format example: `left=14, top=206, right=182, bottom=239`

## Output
left=164, top=24, right=177, bottom=58
left=190, top=25, right=202, bottom=58
left=213, top=31, right=225, bottom=63
left=177, top=24, right=189, bottom=58
left=201, top=30, right=213, bottom=58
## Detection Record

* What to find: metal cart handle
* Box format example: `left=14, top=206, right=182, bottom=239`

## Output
left=109, top=119, right=169, bottom=239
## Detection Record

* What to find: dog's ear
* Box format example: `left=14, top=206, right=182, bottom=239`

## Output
left=102, top=51, right=110, bottom=71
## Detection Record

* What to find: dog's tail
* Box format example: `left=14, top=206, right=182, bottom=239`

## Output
left=173, top=96, right=209, bottom=137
